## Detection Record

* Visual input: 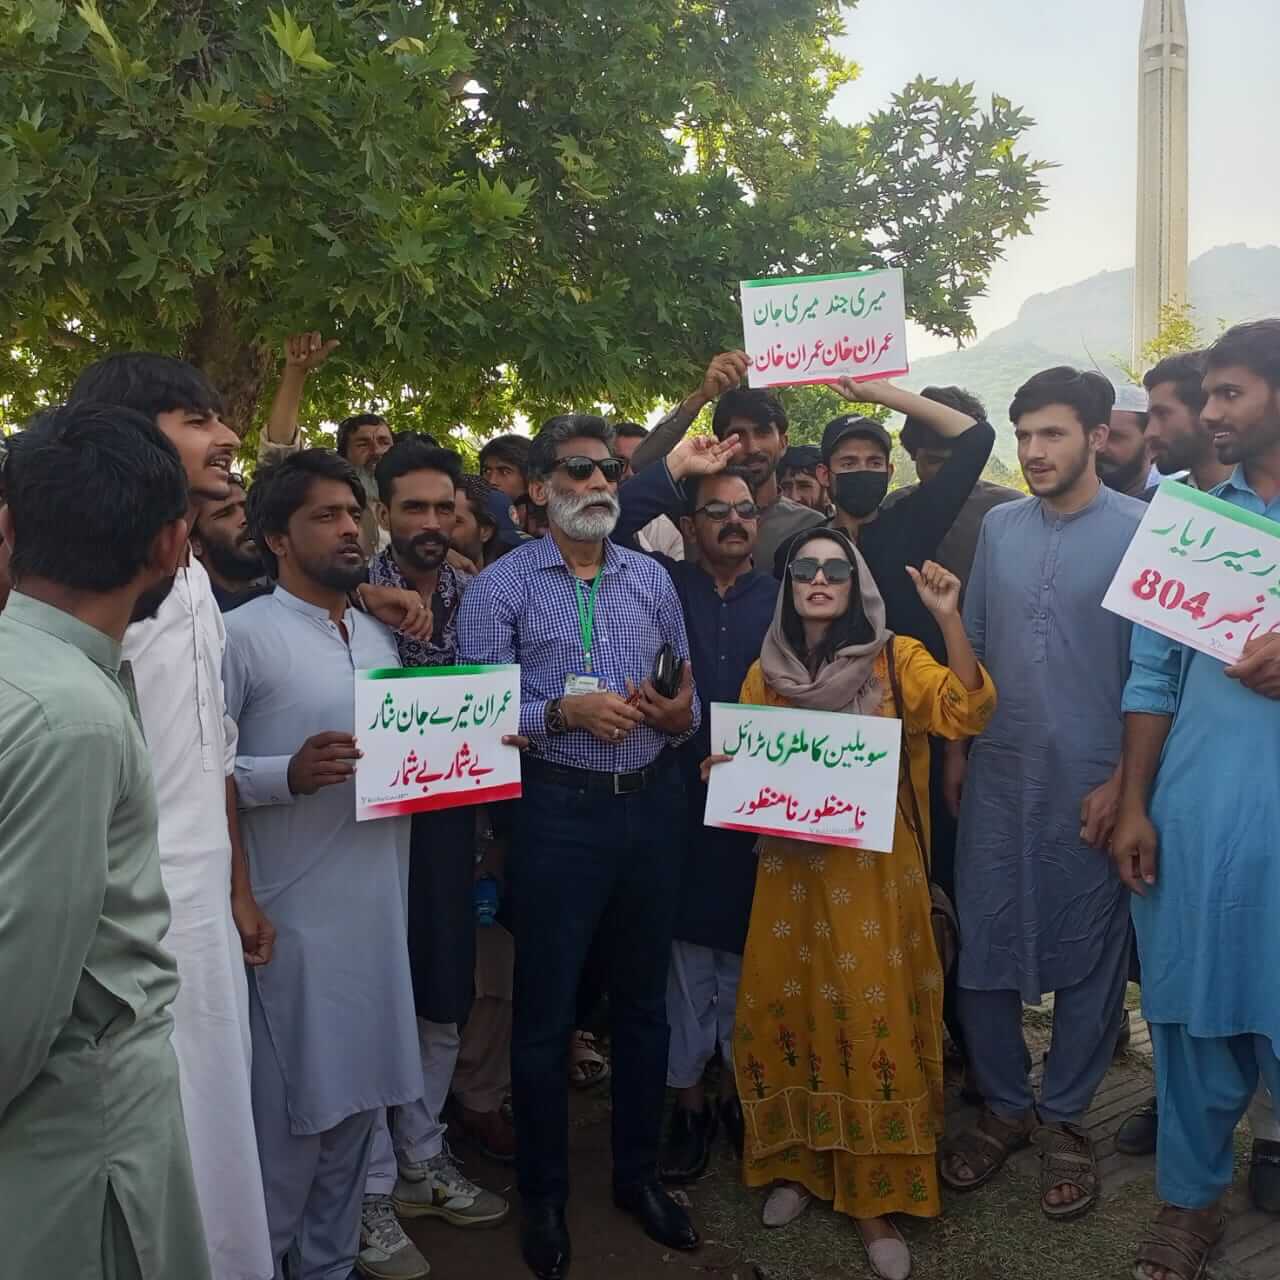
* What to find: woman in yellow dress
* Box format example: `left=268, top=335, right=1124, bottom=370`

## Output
left=705, top=528, right=995, bottom=1280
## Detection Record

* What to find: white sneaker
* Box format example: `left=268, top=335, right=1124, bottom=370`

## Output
left=357, top=1195, right=430, bottom=1279
left=392, top=1147, right=509, bottom=1228
left=762, top=1182, right=812, bottom=1228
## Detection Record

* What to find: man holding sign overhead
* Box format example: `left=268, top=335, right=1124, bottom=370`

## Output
left=460, top=413, right=703, bottom=1280
left=223, top=451, right=422, bottom=1280
left=1113, top=321, right=1280, bottom=1280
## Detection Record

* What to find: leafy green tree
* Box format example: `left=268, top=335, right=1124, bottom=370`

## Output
left=0, top=1, right=1048, bottom=447
left=1118, top=300, right=1204, bottom=384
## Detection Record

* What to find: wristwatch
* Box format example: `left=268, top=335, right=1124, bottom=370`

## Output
left=545, top=697, right=568, bottom=735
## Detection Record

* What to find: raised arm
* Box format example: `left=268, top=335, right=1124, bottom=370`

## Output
left=629, top=351, right=750, bottom=472
left=833, top=377, right=976, bottom=440
left=259, top=332, right=341, bottom=462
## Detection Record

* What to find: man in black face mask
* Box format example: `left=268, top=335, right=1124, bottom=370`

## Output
left=774, top=378, right=995, bottom=661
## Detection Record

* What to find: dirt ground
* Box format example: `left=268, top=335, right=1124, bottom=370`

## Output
left=408, top=995, right=1261, bottom=1280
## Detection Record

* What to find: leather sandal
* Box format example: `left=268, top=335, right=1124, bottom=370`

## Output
left=1132, top=1204, right=1224, bottom=1280
left=939, top=1107, right=1034, bottom=1191
left=1035, top=1122, right=1099, bottom=1221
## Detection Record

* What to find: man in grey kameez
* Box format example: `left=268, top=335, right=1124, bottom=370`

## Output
left=949, top=368, right=1146, bottom=1212
left=224, top=450, right=421, bottom=1280
left=0, top=405, right=210, bottom=1280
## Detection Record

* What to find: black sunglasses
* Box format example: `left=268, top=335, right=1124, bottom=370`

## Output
left=790, top=556, right=854, bottom=585
left=553, top=455, right=626, bottom=483
left=694, top=499, right=760, bottom=522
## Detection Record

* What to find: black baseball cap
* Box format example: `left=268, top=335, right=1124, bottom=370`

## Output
left=820, top=414, right=892, bottom=463
left=778, top=445, right=822, bottom=475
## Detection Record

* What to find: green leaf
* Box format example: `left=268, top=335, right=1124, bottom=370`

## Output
left=266, top=6, right=336, bottom=73
left=74, top=0, right=115, bottom=48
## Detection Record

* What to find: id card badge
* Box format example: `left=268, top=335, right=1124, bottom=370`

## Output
left=564, top=672, right=605, bottom=697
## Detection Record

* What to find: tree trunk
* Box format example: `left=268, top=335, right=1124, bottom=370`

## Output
left=182, top=282, right=273, bottom=441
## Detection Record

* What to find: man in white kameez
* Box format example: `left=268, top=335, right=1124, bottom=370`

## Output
left=69, top=355, right=276, bottom=1280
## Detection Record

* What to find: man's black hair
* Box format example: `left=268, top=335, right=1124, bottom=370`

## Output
left=900, top=386, right=986, bottom=457
left=1205, top=320, right=1280, bottom=389
left=612, top=421, right=649, bottom=442
left=776, top=445, right=822, bottom=479
left=459, top=475, right=498, bottom=525
left=1009, top=366, right=1115, bottom=431
left=685, top=465, right=756, bottom=517
left=779, top=526, right=874, bottom=668
left=4, top=402, right=187, bottom=590
left=711, top=388, right=788, bottom=440
left=374, top=438, right=463, bottom=504
left=335, top=413, right=389, bottom=460
left=68, top=353, right=225, bottom=421
left=1143, top=351, right=1208, bottom=413
left=247, top=449, right=365, bottom=578
left=478, top=433, right=532, bottom=478
left=527, top=415, right=615, bottom=481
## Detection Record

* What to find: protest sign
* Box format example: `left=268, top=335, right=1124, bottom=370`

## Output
left=703, top=702, right=902, bottom=852
left=354, top=664, right=521, bottom=821
left=739, top=266, right=909, bottom=390
left=1102, top=481, right=1280, bottom=664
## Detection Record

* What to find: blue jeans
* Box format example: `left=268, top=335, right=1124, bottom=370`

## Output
left=507, top=755, right=684, bottom=1206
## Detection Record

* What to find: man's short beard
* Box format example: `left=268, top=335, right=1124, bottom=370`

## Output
left=131, top=573, right=177, bottom=623
left=202, top=536, right=264, bottom=583
left=546, top=485, right=619, bottom=541
left=392, top=532, right=448, bottom=573
left=297, top=545, right=368, bottom=592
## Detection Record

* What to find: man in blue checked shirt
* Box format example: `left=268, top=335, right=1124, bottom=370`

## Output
left=458, top=413, right=704, bottom=1280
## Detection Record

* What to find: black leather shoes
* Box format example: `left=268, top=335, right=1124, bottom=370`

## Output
left=613, top=1180, right=700, bottom=1251
left=520, top=1199, right=571, bottom=1279
left=720, top=1094, right=745, bottom=1161
left=1115, top=1096, right=1158, bottom=1157
left=1250, top=1138, right=1280, bottom=1213
left=660, top=1103, right=718, bottom=1184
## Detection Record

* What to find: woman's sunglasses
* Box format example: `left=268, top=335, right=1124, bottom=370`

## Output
left=789, top=556, right=854, bottom=585
left=553, top=455, right=626, bottom=483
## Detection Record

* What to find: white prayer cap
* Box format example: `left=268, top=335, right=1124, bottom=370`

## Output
left=1111, top=382, right=1150, bottom=415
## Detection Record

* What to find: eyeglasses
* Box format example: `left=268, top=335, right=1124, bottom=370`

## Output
left=553, top=455, right=626, bottom=483
left=694, top=499, right=760, bottom=522
left=789, top=556, right=854, bottom=584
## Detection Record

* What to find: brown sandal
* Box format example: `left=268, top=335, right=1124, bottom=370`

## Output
left=1035, top=1122, right=1099, bottom=1220
left=1132, top=1205, right=1225, bottom=1280
left=939, top=1107, right=1034, bottom=1191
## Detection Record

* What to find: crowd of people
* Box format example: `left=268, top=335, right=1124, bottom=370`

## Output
left=1, top=318, right=1279, bottom=1280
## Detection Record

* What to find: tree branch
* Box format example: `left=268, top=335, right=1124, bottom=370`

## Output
left=47, top=325, right=98, bottom=352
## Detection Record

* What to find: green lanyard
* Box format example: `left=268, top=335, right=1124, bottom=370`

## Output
left=575, top=574, right=603, bottom=673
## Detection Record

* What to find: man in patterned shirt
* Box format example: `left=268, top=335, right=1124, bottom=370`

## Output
left=459, top=414, right=702, bottom=1280
left=358, top=437, right=509, bottom=1280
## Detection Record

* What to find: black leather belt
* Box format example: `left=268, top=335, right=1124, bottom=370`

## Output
left=524, top=754, right=663, bottom=796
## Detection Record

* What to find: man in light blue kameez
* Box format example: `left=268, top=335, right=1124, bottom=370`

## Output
left=1116, top=320, right=1280, bottom=1280
left=224, top=450, right=422, bottom=1280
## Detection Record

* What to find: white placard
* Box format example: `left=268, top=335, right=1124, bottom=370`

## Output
left=703, top=702, right=902, bottom=852
left=354, top=665, right=521, bottom=821
left=1102, top=482, right=1280, bottom=664
left=740, top=267, right=909, bottom=389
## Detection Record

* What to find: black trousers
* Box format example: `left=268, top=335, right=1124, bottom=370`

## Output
left=507, top=755, right=683, bottom=1206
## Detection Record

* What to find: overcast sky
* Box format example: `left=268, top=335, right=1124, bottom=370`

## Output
left=829, top=0, right=1280, bottom=356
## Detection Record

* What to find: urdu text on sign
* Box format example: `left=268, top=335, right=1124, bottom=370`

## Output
left=354, top=664, right=522, bottom=821
left=703, top=701, right=902, bottom=853
left=739, top=267, right=909, bottom=390
left=1102, top=482, right=1280, bottom=664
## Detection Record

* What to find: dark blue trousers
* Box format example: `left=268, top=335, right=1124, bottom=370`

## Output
left=507, top=755, right=683, bottom=1206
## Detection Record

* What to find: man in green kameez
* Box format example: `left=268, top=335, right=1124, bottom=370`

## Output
left=0, top=403, right=212, bottom=1280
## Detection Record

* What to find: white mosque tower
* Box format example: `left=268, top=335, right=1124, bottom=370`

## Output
left=1133, top=0, right=1190, bottom=362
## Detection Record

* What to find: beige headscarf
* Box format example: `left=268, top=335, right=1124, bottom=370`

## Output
left=760, top=527, right=892, bottom=717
